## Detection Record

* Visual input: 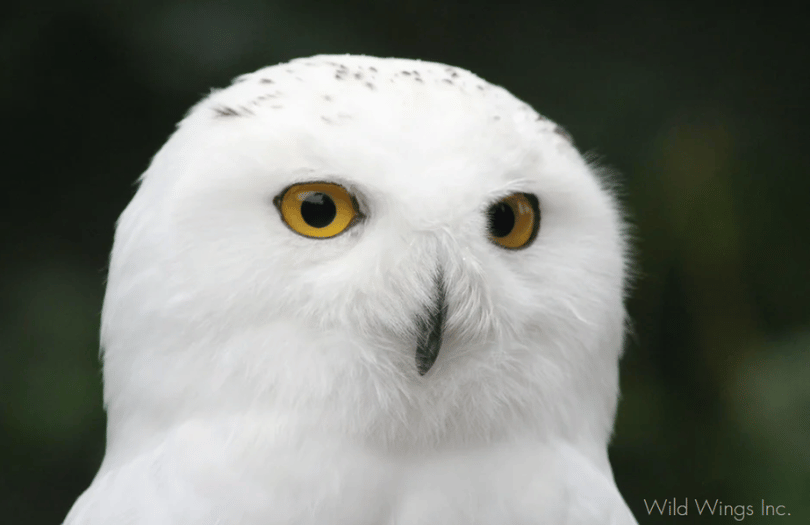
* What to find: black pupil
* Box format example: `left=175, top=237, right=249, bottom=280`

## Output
left=488, top=202, right=515, bottom=238
left=300, top=193, right=337, bottom=228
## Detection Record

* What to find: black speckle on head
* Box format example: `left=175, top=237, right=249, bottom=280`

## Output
left=365, top=82, right=375, bottom=90
left=414, top=77, right=423, bottom=83
left=212, top=105, right=241, bottom=118
left=335, top=74, right=344, bottom=80
left=554, top=125, right=574, bottom=144
left=247, top=93, right=278, bottom=106
left=493, top=115, right=501, bottom=121
left=535, top=115, right=547, bottom=122
left=477, top=85, right=485, bottom=90
left=354, top=72, right=363, bottom=80
left=369, top=66, right=377, bottom=72
left=442, top=79, right=453, bottom=85
left=323, top=95, right=332, bottom=101
left=260, top=78, right=274, bottom=84
left=321, top=116, right=333, bottom=124
left=402, top=71, right=411, bottom=76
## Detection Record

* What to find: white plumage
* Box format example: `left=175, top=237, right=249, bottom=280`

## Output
left=64, top=54, right=637, bottom=524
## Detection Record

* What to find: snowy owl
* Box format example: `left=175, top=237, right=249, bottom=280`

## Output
left=64, top=54, right=637, bottom=524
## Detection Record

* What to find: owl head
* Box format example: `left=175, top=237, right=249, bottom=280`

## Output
left=99, top=55, right=629, bottom=460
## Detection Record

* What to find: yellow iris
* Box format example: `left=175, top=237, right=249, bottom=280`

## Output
left=487, top=193, right=540, bottom=249
left=274, top=182, right=360, bottom=238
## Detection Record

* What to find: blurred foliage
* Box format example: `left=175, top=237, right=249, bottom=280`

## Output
left=1, top=1, right=808, bottom=523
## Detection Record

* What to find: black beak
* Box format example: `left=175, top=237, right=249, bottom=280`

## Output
left=415, top=273, right=447, bottom=376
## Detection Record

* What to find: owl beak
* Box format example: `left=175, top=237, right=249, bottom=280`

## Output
left=415, top=273, right=447, bottom=376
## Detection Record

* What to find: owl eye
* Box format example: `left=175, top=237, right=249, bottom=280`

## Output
left=486, top=193, right=540, bottom=249
left=274, top=182, right=360, bottom=238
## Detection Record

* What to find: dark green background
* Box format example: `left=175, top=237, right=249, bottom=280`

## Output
left=2, top=1, right=808, bottom=523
